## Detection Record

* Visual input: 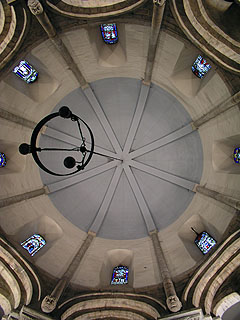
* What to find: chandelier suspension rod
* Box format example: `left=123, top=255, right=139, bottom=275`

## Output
left=89, top=149, right=122, bottom=161
left=38, top=147, right=122, bottom=161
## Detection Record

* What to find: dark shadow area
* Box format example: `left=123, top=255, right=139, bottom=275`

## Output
left=205, top=0, right=240, bottom=42
left=0, top=306, right=4, bottom=320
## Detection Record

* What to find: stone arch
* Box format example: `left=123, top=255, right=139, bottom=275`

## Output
left=213, top=292, right=240, bottom=318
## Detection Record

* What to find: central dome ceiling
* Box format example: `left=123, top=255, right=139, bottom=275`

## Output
left=39, top=77, right=203, bottom=240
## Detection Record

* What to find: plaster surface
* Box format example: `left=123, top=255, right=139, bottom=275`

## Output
left=40, top=78, right=203, bottom=240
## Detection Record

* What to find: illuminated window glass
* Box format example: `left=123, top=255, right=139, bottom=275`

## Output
left=233, top=147, right=240, bottom=164
left=111, top=265, right=128, bottom=285
left=13, top=60, right=38, bottom=83
left=194, top=231, right=216, bottom=254
left=100, top=23, right=118, bottom=44
left=0, top=153, right=6, bottom=167
left=192, top=55, right=211, bottom=79
left=21, top=234, right=46, bottom=256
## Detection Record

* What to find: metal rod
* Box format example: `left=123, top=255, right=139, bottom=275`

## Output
left=191, top=227, right=199, bottom=236
left=88, top=149, right=122, bottom=161
left=39, top=147, right=122, bottom=161
left=39, top=147, right=79, bottom=152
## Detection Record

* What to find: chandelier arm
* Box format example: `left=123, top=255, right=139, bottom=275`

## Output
left=86, top=149, right=121, bottom=161
left=80, top=152, right=87, bottom=167
left=76, top=118, right=85, bottom=144
left=39, top=147, right=80, bottom=152
left=76, top=117, right=95, bottom=168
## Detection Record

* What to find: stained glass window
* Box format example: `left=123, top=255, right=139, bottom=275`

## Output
left=194, top=231, right=216, bottom=254
left=0, top=153, right=6, bottom=167
left=233, top=147, right=240, bottom=164
left=100, top=23, right=118, bottom=44
left=13, top=60, right=38, bottom=83
left=111, top=265, right=128, bottom=285
left=21, top=234, right=46, bottom=256
left=192, top=55, right=211, bottom=79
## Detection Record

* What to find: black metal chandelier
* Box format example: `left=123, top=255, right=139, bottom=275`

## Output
left=19, top=106, right=117, bottom=176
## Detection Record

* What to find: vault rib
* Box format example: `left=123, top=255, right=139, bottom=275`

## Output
left=123, top=83, right=150, bottom=155
left=47, top=161, right=120, bottom=193
left=90, top=165, right=123, bottom=234
left=129, top=124, right=194, bottom=159
left=123, top=164, right=156, bottom=233
left=84, top=86, right=122, bottom=155
left=129, top=160, right=196, bottom=191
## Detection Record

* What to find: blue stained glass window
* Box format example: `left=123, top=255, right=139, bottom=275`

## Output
left=21, top=234, right=46, bottom=256
left=13, top=60, right=38, bottom=83
left=0, top=153, right=6, bottom=167
left=111, top=266, right=128, bottom=285
left=195, top=231, right=216, bottom=254
left=233, top=147, right=240, bottom=164
left=192, top=55, right=211, bottom=79
left=100, top=23, right=118, bottom=44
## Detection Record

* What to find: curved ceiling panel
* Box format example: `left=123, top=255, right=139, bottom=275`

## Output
left=46, top=0, right=147, bottom=19
left=0, top=0, right=29, bottom=70
left=40, top=78, right=203, bottom=240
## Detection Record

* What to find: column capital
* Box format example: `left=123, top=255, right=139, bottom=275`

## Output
left=166, top=295, right=182, bottom=313
left=153, top=0, right=166, bottom=6
left=41, top=295, right=57, bottom=314
left=28, top=0, right=43, bottom=15
left=149, top=229, right=158, bottom=236
left=41, top=233, right=94, bottom=313
left=149, top=229, right=182, bottom=312
left=88, top=230, right=96, bottom=237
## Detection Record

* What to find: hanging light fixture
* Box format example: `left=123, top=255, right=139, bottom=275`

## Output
left=19, top=106, right=119, bottom=176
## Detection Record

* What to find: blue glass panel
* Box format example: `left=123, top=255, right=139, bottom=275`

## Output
left=111, top=266, right=128, bottom=285
left=195, top=231, right=216, bottom=254
left=100, top=23, right=118, bottom=44
left=13, top=60, right=38, bottom=83
left=0, top=153, right=6, bottom=167
left=192, top=55, right=211, bottom=79
left=233, top=147, right=240, bottom=164
left=21, top=234, right=46, bottom=256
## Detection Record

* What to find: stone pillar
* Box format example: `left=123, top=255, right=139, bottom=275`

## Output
left=143, top=0, right=166, bottom=85
left=41, top=231, right=95, bottom=313
left=20, top=306, right=53, bottom=320
left=0, top=108, right=36, bottom=129
left=195, top=185, right=240, bottom=211
left=149, top=230, right=182, bottom=312
left=192, top=91, right=240, bottom=129
left=2, top=313, right=19, bottom=320
left=27, top=0, right=88, bottom=88
left=0, top=187, right=48, bottom=209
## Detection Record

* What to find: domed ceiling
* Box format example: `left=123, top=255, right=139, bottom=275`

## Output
left=39, top=77, right=203, bottom=240
left=0, top=21, right=237, bottom=288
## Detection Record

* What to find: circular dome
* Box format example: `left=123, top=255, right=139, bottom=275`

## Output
left=39, top=78, right=203, bottom=240
left=0, top=0, right=29, bottom=69
left=46, top=0, right=146, bottom=18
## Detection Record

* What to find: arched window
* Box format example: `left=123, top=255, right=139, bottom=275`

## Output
left=233, top=147, right=240, bottom=164
left=100, top=23, right=118, bottom=44
left=13, top=60, right=38, bottom=83
left=21, top=234, right=46, bottom=256
left=111, top=265, right=128, bottom=285
left=0, top=153, right=6, bottom=167
left=192, top=55, right=211, bottom=79
left=193, top=230, right=216, bottom=254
